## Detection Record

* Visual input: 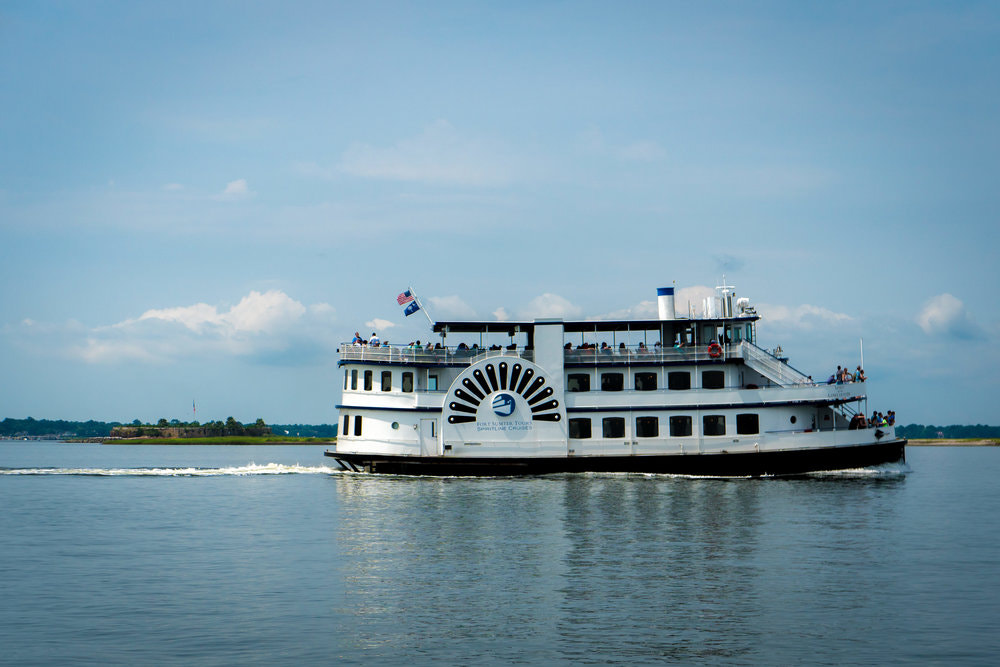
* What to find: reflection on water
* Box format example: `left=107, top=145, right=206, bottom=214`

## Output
left=331, top=473, right=913, bottom=663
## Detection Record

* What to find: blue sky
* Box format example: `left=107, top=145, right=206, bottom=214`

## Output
left=1, top=1, right=997, bottom=425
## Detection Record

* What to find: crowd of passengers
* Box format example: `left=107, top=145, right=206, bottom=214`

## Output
left=827, top=365, right=866, bottom=384
left=849, top=410, right=896, bottom=429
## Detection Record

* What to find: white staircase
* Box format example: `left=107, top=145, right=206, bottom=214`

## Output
left=739, top=341, right=813, bottom=387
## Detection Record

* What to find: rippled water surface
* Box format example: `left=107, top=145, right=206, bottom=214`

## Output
left=2, top=443, right=998, bottom=665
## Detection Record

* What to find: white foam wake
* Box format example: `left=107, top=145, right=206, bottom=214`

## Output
left=0, top=462, right=341, bottom=476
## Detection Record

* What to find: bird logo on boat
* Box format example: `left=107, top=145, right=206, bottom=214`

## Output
left=492, top=393, right=516, bottom=417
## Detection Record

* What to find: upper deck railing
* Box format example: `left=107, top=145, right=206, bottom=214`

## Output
left=339, top=345, right=534, bottom=364
left=338, top=342, right=740, bottom=365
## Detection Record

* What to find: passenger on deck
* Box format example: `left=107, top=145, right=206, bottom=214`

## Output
left=854, top=366, right=866, bottom=382
left=352, top=331, right=363, bottom=346
left=369, top=332, right=380, bottom=347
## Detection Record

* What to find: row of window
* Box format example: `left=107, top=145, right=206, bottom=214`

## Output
left=345, top=369, right=440, bottom=393
left=568, top=370, right=724, bottom=392
left=345, top=368, right=722, bottom=393
left=341, top=413, right=760, bottom=439
left=568, top=413, right=759, bottom=439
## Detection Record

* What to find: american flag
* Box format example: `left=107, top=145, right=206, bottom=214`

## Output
left=397, top=290, right=414, bottom=305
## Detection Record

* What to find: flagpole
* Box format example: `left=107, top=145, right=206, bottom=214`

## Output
left=410, top=287, right=435, bottom=328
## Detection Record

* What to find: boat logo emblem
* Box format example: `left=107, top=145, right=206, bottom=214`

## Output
left=492, top=393, right=516, bottom=417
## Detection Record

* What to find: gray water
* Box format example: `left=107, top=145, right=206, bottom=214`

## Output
left=1, top=443, right=998, bottom=665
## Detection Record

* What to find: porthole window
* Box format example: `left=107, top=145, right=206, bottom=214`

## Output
left=790, top=416, right=797, bottom=424
left=391, top=422, right=399, bottom=430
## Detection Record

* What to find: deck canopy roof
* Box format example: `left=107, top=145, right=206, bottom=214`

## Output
left=432, top=314, right=759, bottom=335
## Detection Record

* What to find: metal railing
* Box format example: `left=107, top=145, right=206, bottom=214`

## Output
left=563, top=345, right=733, bottom=365
left=338, top=344, right=533, bottom=364
left=738, top=341, right=812, bottom=386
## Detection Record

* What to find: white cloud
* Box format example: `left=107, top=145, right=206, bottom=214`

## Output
left=594, top=300, right=658, bottom=320
left=916, top=293, right=982, bottom=339
left=519, top=293, right=583, bottom=320
left=339, top=120, right=516, bottom=186
left=61, top=290, right=338, bottom=364
left=760, top=303, right=853, bottom=330
left=219, top=179, right=251, bottom=199
left=365, top=318, right=396, bottom=331
left=427, top=295, right=476, bottom=319
left=493, top=307, right=510, bottom=321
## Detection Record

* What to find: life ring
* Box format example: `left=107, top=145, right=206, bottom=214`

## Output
left=707, top=342, right=722, bottom=358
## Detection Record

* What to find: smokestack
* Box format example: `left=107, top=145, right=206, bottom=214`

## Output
left=657, top=287, right=676, bottom=320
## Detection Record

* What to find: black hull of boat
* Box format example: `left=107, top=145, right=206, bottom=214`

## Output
left=325, top=439, right=906, bottom=477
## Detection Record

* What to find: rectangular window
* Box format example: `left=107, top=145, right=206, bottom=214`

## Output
left=568, top=418, right=592, bottom=439
left=567, top=373, right=591, bottom=392
left=381, top=371, right=392, bottom=392
left=603, top=417, right=625, bottom=438
left=703, top=415, right=726, bottom=436
left=354, top=415, right=363, bottom=436
left=601, top=373, right=624, bottom=392
left=737, top=413, right=759, bottom=435
left=635, top=372, right=657, bottom=391
left=702, top=370, right=725, bottom=389
left=342, top=414, right=349, bottom=437
left=351, top=369, right=358, bottom=390
left=344, top=370, right=349, bottom=390
left=668, top=371, right=691, bottom=390
left=635, top=416, right=659, bottom=438
left=428, top=375, right=438, bottom=391
left=669, top=416, right=692, bottom=437
left=402, top=372, right=414, bottom=393
left=363, top=370, right=373, bottom=391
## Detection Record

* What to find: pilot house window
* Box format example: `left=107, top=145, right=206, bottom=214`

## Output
left=402, top=372, right=414, bottom=393
left=381, top=371, right=392, bottom=392
left=364, top=370, right=373, bottom=391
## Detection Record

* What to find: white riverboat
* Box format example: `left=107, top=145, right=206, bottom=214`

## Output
left=326, top=284, right=905, bottom=476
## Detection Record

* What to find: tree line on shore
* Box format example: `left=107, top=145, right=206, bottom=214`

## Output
left=1, top=417, right=338, bottom=439
left=3, top=417, right=997, bottom=441
left=894, top=424, right=1000, bottom=439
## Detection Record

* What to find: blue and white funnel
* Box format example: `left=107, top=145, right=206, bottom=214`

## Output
left=657, top=287, right=676, bottom=320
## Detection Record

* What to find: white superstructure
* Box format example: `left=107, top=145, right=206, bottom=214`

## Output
left=328, top=284, right=904, bottom=476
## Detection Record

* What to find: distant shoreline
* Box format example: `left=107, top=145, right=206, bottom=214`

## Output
left=908, top=439, right=1000, bottom=447
left=64, top=436, right=335, bottom=446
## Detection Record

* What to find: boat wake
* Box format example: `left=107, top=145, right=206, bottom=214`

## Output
left=0, top=462, right=342, bottom=477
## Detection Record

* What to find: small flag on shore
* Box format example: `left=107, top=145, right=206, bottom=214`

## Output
left=404, top=301, right=421, bottom=317
left=397, top=290, right=414, bottom=305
